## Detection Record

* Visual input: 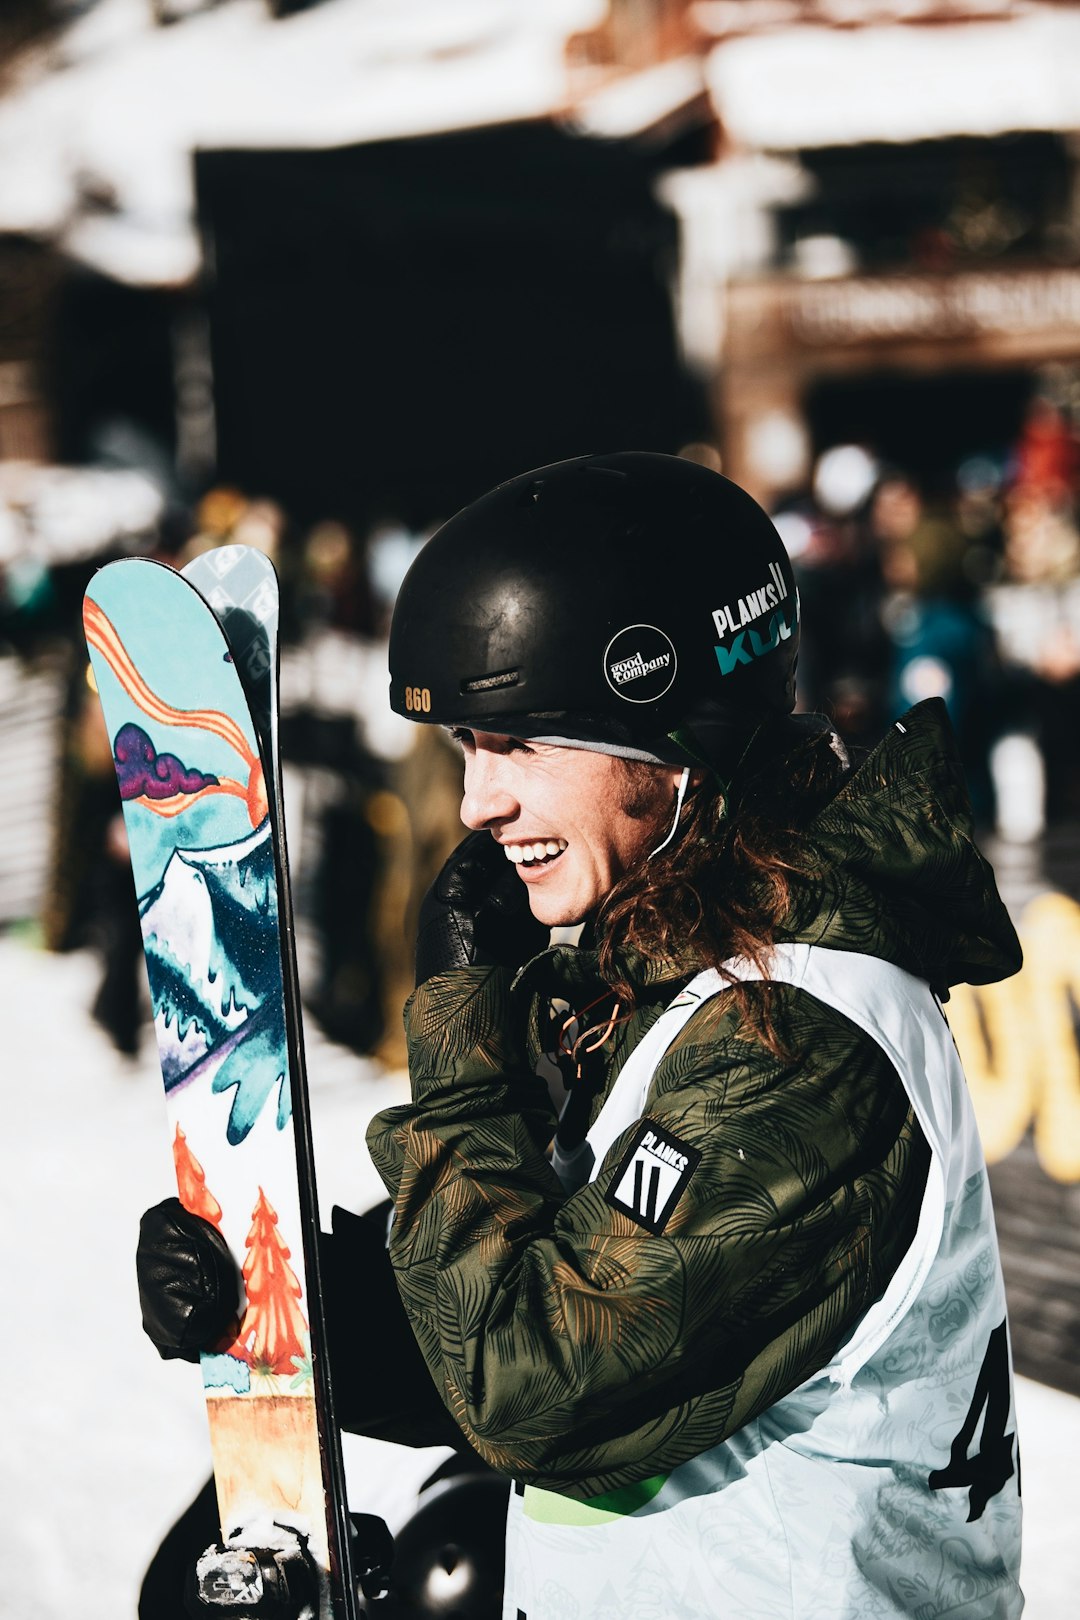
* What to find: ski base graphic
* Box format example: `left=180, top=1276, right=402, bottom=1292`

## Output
left=84, top=554, right=365, bottom=1618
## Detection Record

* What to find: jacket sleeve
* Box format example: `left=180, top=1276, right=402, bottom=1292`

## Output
left=365, top=963, right=930, bottom=1498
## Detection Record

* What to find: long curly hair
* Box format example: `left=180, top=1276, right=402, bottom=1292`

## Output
left=596, top=723, right=850, bottom=1033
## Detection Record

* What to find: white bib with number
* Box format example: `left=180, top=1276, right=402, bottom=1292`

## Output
left=506, top=944, right=1023, bottom=1619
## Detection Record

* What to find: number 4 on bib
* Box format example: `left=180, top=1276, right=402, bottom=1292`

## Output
left=929, top=1319, right=1017, bottom=1523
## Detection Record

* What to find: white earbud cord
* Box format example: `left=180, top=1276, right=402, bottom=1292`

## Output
left=648, top=766, right=690, bottom=859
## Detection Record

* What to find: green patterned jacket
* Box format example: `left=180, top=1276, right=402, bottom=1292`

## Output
left=366, top=700, right=1021, bottom=1498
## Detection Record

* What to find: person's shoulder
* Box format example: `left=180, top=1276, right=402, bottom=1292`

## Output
left=657, top=977, right=900, bottom=1097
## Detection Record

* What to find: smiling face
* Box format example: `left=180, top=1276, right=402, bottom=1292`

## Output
left=455, top=729, right=687, bottom=926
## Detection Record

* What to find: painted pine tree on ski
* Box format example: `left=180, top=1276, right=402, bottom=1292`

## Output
left=84, top=552, right=362, bottom=1619
left=173, top=1123, right=224, bottom=1226
left=226, top=1187, right=310, bottom=1378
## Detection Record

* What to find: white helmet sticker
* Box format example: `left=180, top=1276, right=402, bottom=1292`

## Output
left=604, top=624, right=678, bottom=704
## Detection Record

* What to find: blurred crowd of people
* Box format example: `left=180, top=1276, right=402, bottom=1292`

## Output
left=775, top=393, right=1080, bottom=839
left=3, top=391, right=1080, bottom=1060
left=0, top=478, right=462, bottom=1063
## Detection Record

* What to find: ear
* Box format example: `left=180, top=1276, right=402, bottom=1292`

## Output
left=648, top=765, right=694, bottom=859
left=676, top=766, right=707, bottom=800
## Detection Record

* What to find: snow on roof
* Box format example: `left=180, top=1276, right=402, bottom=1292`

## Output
left=0, top=0, right=607, bottom=286
left=571, top=54, right=708, bottom=140
left=706, top=6, right=1080, bottom=149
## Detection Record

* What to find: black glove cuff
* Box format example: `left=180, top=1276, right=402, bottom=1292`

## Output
left=414, top=900, right=473, bottom=985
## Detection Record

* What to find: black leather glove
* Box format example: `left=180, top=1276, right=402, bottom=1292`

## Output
left=414, top=830, right=550, bottom=987
left=137, top=1196, right=240, bottom=1362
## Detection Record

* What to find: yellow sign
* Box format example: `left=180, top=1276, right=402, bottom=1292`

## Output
left=950, top=891, right=1080, bottom=1184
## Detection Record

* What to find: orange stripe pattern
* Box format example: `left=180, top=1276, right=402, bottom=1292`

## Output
left=84, top=598, right=257, bottom=771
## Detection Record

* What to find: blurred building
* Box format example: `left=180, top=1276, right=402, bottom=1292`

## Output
left=0, top=1, right=1078, bottom=516
left=2, top=0, right=1080, bottom=515
left=0, top=0, right=716, bottom=531
left=660, top=0, right=1080, bottom=503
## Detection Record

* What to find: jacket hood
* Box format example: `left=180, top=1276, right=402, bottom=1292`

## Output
left=786, top=698, right=1021, bottom=990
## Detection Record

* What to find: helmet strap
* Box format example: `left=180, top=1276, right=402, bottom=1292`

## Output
left=648, top=767, right=691, bottom=860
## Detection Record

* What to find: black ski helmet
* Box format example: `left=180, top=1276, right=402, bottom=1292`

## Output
left=388, top=452, right=799, bottom=774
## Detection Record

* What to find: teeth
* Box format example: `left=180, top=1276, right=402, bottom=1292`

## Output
left=504, top=838, right=567, bottom=865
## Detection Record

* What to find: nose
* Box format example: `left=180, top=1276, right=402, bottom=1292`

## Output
left=460, top=747, right=519, bottom=831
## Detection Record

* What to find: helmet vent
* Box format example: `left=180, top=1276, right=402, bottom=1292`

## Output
left=461, top=668, right=520, bottom=694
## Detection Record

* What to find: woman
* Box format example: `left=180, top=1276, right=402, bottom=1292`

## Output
left=140, top=453, right=1023, bottom=1618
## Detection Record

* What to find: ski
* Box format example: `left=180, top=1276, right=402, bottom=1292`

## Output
left=84, top=555, right=372, bottom=1619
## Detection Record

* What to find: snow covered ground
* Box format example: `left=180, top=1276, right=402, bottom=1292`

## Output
left=4, top=933, right=1077, bottom=1618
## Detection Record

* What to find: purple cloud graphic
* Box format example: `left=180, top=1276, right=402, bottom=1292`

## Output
left=114, top=722, right=219, bottom=802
